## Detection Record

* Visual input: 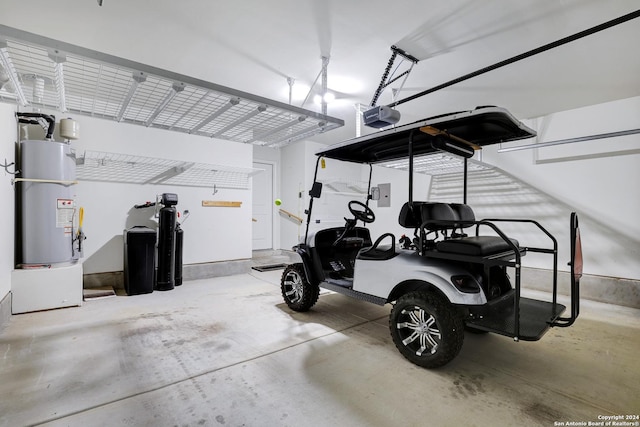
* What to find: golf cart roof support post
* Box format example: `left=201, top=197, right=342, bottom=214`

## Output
left=408, top=130, right=415, bottom=205
left=514, top=260, right=521, bottom=340
left=304, top=156, right=324, bottom=245
left=463, top=158, right=468, bottom=204
left=366, top=164, right=373, bottom=208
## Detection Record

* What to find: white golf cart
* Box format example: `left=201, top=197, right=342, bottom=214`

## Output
left=280, top=106, right=582, bottom=368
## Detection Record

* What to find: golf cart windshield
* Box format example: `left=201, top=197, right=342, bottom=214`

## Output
left=316, top=106, right=535, bottom=164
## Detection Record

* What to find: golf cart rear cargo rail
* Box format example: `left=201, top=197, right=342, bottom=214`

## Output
left=552, top=212, right=582, bottom=327
left=418, top=216, right=565, bottom=340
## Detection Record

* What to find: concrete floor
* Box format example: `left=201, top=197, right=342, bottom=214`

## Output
left=1, top=270, right=639, bottom=427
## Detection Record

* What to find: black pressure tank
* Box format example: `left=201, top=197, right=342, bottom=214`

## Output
left=175, top=222, right=183, bottom=286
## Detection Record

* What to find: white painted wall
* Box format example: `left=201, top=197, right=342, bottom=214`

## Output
left=482, top=96, right=640, bottom=280
left=16, top=113, right=253, bottom=275
left=0, top=103, right=17, bottom=301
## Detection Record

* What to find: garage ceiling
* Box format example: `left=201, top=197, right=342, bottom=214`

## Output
left=0, top=1, right=639, bottom=146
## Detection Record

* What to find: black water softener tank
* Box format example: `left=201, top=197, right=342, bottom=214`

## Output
left=156, top=193, right=178, bottom=291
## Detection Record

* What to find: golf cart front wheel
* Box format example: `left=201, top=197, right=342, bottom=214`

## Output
left=281, top=263, right=319, bottom=312
left=389, top=292, right=464, bottom=368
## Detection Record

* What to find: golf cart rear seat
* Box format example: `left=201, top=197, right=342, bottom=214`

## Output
left=399, top=202, right=520, bottom=258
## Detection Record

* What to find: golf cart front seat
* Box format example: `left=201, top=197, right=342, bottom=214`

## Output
left=356, top=202, right=435, bottom=261
left=358, top=232, right=397, bottom=260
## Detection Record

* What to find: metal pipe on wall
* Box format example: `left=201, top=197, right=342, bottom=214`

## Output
left=497, top=128, right=640, bottom=153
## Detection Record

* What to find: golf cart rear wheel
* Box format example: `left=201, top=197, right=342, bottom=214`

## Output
left=390, top=292, right=464, bottom=368
left=281, top=263, right=319, bottom=312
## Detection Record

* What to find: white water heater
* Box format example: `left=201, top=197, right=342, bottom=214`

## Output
left=20, top=139, right=76, bottom=265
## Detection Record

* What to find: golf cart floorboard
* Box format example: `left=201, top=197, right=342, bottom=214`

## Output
left=466, top=297, right=566, bottom=341
left=320, top=281, right=387, bottom=306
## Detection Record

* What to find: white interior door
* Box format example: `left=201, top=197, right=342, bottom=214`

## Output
left=252, top=162, right=273, bottom=250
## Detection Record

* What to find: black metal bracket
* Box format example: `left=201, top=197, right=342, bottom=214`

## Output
left=370, top=45, right=420, bottom=107
left=552, top=212, right=581, bottom=327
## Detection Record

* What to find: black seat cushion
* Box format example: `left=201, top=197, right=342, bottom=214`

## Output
left=436, top=236, right=519, bottom=256
left=358, top=244, right=397, bottom=260
left=358, top=233, right=396, bottom=260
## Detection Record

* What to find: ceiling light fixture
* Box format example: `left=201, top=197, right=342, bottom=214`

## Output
left=314, top=92, right=335, bottom=105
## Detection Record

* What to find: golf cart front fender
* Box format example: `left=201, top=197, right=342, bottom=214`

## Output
left=293, top=244, right=319, bottom=285
left=353, top=251, right=488, bottom=305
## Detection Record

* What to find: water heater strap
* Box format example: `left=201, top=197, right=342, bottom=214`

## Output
left=13, top=178, right=78, bottom=185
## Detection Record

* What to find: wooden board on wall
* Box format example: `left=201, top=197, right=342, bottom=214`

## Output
left=202, top=200, right=242, bottom=207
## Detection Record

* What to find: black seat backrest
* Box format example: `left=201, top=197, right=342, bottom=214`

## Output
left=400, top=202, right=478, bottom=231
left=399, top=202, right=427, bottom=228
left=449, top=203, right=475, bottom=228
left=420, top=203, right=457, bottom=231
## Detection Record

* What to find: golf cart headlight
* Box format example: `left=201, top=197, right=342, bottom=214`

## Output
left=451, top=275, right=480, bottom=293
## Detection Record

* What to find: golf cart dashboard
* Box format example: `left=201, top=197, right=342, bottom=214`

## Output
left=316, top=106, right=536, bottom=164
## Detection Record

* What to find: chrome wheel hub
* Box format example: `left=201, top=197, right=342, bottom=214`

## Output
left=283, top=271, right=303, bottom=303
left=396, top=306, right=441, bottom=356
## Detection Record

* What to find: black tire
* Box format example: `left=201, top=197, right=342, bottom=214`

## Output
left=389, top=292, right=464, bottom=368
left=281, top=263, right=319, bottom=312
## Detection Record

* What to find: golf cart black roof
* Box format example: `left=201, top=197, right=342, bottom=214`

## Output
left=316, top=106, right=536, bottom=164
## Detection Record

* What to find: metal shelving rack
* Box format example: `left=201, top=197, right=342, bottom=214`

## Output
left=377, top=152, right=489, bottom=176
left=322, top=179, right=369, bottom=197
left=75, top=150, right=260, bottom=189
left=0, top=25, right=344, bottom=148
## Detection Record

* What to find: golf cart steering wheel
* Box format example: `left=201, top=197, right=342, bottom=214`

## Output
left=349, top=200, right=375, bottom=224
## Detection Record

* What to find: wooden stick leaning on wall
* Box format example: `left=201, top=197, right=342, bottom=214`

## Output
left=279, top=208, right=303, bottom=224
